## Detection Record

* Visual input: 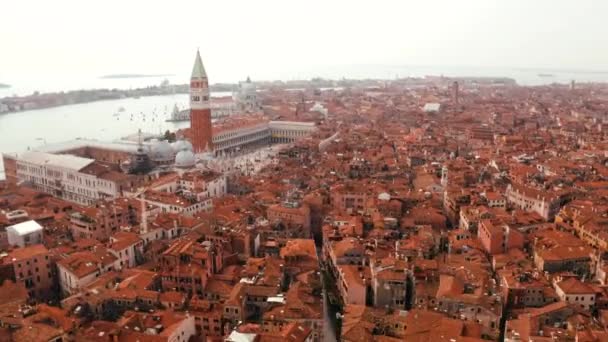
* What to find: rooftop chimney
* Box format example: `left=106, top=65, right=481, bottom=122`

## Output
left=140, top=193, right=148, bottom=234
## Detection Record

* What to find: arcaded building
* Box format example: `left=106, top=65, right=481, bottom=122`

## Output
left=1, top=51, right=319, bottom=206
left=185, top=51, right=317, bottom=156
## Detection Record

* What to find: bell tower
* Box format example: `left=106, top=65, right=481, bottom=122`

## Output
left=190, top=50, right=213, bottom=153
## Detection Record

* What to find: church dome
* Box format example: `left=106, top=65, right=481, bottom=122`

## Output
left=175, top=150, right=196, bottom=168
left=150, top=140, right=174, bottom=162
left=171, top=140, right=193, bottom=153
left=378, top=192, right=391, bottom=201
left=119, top=159, right=131, bottom=173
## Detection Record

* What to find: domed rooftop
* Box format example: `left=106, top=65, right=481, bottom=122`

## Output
left=378, top=192, right=391, bottom=201
left=175, top=150, right=196, bottom=168
left=150, top=140, right=174, bottom=162
left=171, top=140, right=193, bottom=153
left=200, top=150, right=215, bottom=162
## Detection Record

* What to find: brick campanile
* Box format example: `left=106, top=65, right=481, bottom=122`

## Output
left=190, top=50, right=213, bottom=153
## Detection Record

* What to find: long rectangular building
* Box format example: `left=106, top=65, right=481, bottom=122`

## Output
left=2, top=151, right=133, bottom=205
left=211, top=119, right=317, bottom=153
left=2, top=115, right=316, bottom=205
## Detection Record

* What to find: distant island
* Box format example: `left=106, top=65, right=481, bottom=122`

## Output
left=0, top=83, right=190, bottom=113
left=100, top=74, right=174, bottom=79
left=0, top=83, right=10, bottom=88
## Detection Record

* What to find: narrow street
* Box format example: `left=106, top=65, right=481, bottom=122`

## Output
left=317, top=244, right=340, bottom=341
left=322, top=289, right=337, bottom=341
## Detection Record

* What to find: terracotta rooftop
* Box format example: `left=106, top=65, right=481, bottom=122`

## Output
left=5, top=244, right=48, bottom=262
left=57, top=248, right=117, bottom=278
left=555, top=278, right=596, bottom=295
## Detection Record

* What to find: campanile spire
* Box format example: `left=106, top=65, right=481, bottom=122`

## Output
left=191, top=49, right=207, bottom=79
left=189, top=50, right=213, bottom=153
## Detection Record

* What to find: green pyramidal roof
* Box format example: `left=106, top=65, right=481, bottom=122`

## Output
left=191, top=50, right=207, bottom=79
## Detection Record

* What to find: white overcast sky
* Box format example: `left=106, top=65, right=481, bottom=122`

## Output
left=1, top=0, right=607, bottom=82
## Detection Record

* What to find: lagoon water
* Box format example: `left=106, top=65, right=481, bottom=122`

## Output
left=2, top=65, right=608, bottom=179
left=0, top=94, right=191, bottom=178
left=3, top=65, right=608, bottom=98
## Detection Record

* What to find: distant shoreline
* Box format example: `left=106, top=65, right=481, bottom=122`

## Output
left=0, top=83, right=10, bottom=89
left=100, top=74, right=174, bottom=79
left=0, top=84, right=189, bottom=113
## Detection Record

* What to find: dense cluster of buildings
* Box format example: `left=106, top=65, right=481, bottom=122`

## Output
left=3, top=51, right=608, bottom=341
left=2, top=51, right=317, bottom=209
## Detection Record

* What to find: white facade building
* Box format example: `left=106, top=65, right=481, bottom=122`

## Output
left=165, top=315, right=196, bottom=342
left=179, top=173, right=227, bottom=199
left=555, top=278, right=596, bottom=310
left=57, top=250, right=119, bottom=295
left=144, top=196, right=213, bottom=217
left=505, top=184, right=564, bottom=220
left=58, top=265, right=99, bottom=296
left=144, top=171, right=226, bottom=217
left=6, top=220, right=43, bottom=248
left=269, top=121, right=317, bottom=143
left=423, top=102, right=441, bottom=113
left=233, top=77, right=261, bottom=113
left=9, top=151, right=123, bottom=205
left=212, top=120, right=317, bottom=154
left=108, top=234, right=143, bottom=269
left=210, top=98, right=237, bottom=118
left=213, top=122, right=271, bottom=153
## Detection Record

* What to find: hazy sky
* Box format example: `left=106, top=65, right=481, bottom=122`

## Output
left=2, top=0, right=607, bottom=82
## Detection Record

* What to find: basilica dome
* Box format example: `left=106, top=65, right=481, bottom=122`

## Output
left=149, top=140, right=174, bottom=162
left=378, top=192, right=391, bottom=201
left=175, top=149, right=196, bottom=168
left=171, top=139, right=193, bottom=153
